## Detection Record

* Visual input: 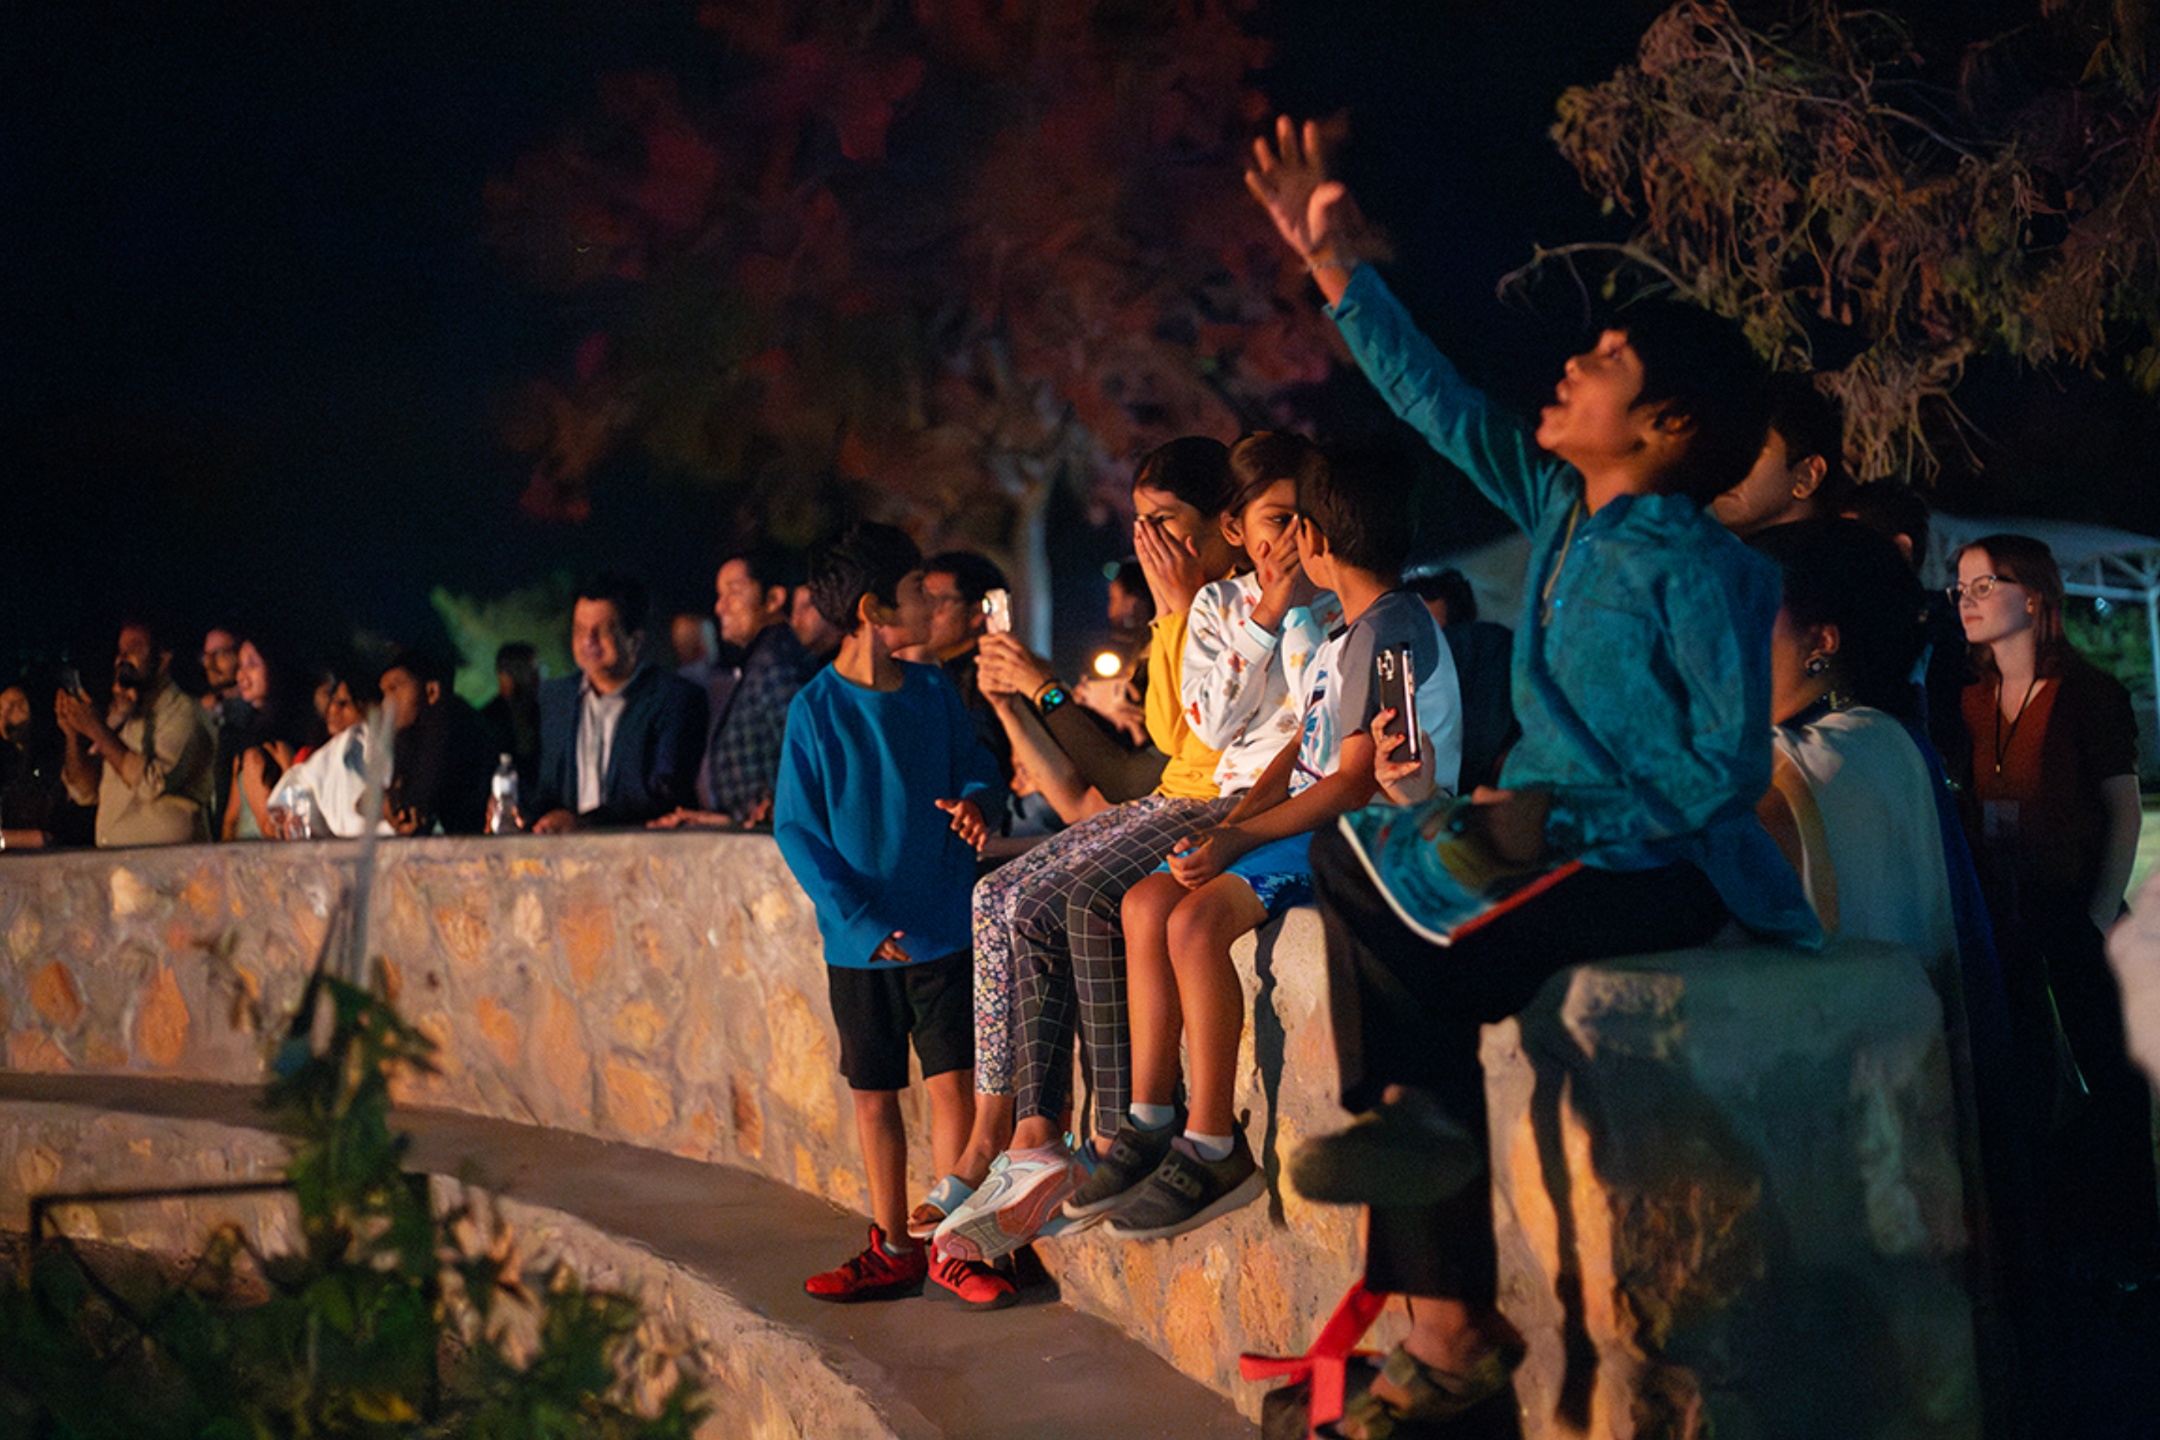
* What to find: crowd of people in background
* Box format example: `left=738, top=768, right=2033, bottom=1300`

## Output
left=5, top=108, right=2157, bottom=1440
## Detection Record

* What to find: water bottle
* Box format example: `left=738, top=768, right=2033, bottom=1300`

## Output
left=287, top=786, right=323, bottom=841
left=485, top=754, right=521, bottom=835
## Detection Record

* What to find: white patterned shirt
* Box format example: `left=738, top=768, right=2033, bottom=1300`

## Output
left=1181, top=572, right=1344, bottom=797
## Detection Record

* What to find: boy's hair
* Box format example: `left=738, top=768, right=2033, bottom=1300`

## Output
left=576, top=571, right=651, bottom=635
left=1766, top=374, right=1850, bottom=511
left=1132, top=436, right=1237, bottom=519
left=1228, top=431, right=1328, bottom=516
left=734, top=543, right=805, bottom=597
left=1748, top=518, right=1925, bottom=719
left=1298, top=445, right=1415, bottom=578
left=1614, top=300, right=1772, bottom=507
left=341, top=666, right=385, bottom=708
left=1844, top=481, right=1930, bottom=569
left=381, top=645, right=456, bottom=690
left=809, top=522, right=923, bottom=633
left=923, top=550, right=1009, bottom=608
left=1405, top=567, right=1478, bottom=624
left=493, top=640, right=538, bottom=675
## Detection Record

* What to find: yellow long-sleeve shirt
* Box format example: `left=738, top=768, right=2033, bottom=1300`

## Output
left=1144, top=610, right=1222, bottom=801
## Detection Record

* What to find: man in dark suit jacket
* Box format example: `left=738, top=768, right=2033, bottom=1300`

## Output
left=528, top=573, right=707, bottom=832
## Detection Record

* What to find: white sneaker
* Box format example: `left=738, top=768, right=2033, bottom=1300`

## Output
left=933, top=1142, right=1091, bottom=1262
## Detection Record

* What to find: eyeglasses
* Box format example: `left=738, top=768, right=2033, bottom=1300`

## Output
left=1946, top=574, right=2019, bottom=604
left=923, top=592, right=967, bottom=610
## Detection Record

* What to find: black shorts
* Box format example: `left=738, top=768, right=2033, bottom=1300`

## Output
left=825, top=949, right=975, bottom=1092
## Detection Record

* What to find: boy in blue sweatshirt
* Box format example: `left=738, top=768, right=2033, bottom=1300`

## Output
left=775, top=523, right=1004, bottom=1304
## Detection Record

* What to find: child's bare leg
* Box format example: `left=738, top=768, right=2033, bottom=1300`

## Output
left=1166, top=876, right=1268, bottom=1138
left=953, top=1092, right=1013, bottom=1185
left=851, top=1088, right=911, bottom=1241
left=923, top=1068, right=975, bottom=1178
left=1122, top=871, right=1189, bottom=1111
left=1011, top=1114, right=1063, bottom=1149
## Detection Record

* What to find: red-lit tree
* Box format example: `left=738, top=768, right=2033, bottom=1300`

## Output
left=484, top=0, right=1342, bottom=640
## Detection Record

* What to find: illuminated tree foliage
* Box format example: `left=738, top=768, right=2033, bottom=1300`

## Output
left=1521, top=0, right=2160, bottom=481
left=484, top=0, right=1340, bottom=618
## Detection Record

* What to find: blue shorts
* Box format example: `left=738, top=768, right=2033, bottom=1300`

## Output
left=1153, top=831, right=1315, bottom=920
left=1225, top=832, right=1314, bottom=919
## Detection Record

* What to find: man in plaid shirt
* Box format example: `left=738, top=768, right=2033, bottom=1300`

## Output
left=653, top=546, right=815, bottom=830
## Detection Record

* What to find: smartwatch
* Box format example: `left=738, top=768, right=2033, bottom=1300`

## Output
left=1034, top=683, right=1070, bottom=717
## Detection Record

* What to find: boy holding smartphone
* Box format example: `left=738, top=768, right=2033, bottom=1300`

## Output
left=1076, top=448, right=1462, bottom=1239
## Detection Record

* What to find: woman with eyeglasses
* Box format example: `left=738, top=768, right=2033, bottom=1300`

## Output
left=1951, top=532, right=2157, bottom=1286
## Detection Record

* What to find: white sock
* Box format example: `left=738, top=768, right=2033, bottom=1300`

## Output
left=881, top=1235, right=916, bottom=1256
left=1129, top=1103, right=1176, bottom=1131
left=1185, top=1131, right=1234, bottom=1162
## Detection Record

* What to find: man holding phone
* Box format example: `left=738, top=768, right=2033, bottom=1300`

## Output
left=55, top=618, right=216, bottom=847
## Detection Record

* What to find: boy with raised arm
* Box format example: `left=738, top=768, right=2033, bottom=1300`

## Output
left=1246, top=117, right=1816, bottom=1434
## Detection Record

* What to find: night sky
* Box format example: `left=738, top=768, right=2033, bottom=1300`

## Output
left=6, top=0, right=2152, bottom=684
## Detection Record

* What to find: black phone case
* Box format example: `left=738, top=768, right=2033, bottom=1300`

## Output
left=1373, top=646, right=1420, bottom=760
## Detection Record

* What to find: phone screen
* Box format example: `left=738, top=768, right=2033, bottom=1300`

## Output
left=1372, top=646, right=1420, bottom=761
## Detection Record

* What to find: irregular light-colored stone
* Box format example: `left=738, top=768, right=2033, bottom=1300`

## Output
left=765, top=984, right=838, bottom=1138
left=730, top=1072, right=765, bottom=1160
left=30, top=961, right=84, bottom=1029
left=603, top=1056, right=674, bottom=1137
left=109, top=867, right=156, bottom=918
left=9, top=908, right=43, bottom=961
left=8, top=1031, right=70, bottom=1071
left=559, top=895, right=613, bottom=993
left=613, top=1001, right=669, bottom=1051
left=474, top=994, right=520, bottom=1071
left=133, top=964, right=191, bottom=1067
left=510, top=889, right=548, bottom=952
left=535, top=983, right=592, bottom=1125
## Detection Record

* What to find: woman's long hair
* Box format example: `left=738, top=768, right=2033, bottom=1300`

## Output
left=1955, top=533, right=2067, bottom=680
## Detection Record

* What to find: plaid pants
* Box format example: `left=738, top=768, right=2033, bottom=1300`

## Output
left=1004, top=793, right=1234, bottom=1137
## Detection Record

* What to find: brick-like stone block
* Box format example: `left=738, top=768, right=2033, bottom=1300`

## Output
left=1483, top=941, right=1979, bottom=1440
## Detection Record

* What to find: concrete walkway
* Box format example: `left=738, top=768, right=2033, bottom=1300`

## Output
left=0, top=1072, right=1256, bottom=1440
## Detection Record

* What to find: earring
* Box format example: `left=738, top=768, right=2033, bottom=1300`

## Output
left=1804, top=655, right=1831, bottom=677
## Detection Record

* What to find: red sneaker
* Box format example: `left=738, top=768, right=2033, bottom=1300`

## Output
left=804, top=1225, right=927, bottom=1302
left=928, top=1242, right=1019, bottom=1311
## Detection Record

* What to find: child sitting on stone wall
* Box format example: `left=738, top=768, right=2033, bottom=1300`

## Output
left=772, top=523, right=1005, bottom=1306
left=1245, top=114, right=1816, bottom=1434
left=1070, top=447, right=1462, bottom=1240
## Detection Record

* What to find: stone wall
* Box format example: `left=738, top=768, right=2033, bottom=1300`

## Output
left=0, top=839, right=1983, bottom=1431
left=0, top=835, right=1373, bottom=1415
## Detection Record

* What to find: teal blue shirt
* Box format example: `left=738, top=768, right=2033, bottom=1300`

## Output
left=774, top=662, right=1004, bottom=968
left=1328, top=265, right=1818, bottom=943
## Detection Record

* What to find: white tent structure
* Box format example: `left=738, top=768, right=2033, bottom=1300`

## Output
left=1925, top=513, right=2160, bottom=727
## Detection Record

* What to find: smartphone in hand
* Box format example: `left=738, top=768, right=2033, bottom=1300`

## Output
left=982, top=588, right=1012, bottom=636
left=1373, top=646, right=1421, bottom=761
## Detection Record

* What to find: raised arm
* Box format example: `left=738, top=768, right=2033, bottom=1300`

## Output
left=1246, top=113, right=1570, bottom=533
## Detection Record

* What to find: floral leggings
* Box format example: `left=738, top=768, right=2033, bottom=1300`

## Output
left=970, top=792, right=1234, bottom=1135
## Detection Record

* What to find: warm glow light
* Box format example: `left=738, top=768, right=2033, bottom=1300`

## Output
left=1092, top=650, right=1123, bottom=679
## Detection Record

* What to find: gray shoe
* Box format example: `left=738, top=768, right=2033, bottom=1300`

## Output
left=1062, top=1120, right=1177, bottom=1224
left=1287, top=1087, right=1482, bottom=1208
left=1103, top=1131, right=1265, bottom=1241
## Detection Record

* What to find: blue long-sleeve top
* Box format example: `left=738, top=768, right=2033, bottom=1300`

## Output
left=1329, top=264, right=1818, bottom=944
left=774, top=661, right=1004, bottom=968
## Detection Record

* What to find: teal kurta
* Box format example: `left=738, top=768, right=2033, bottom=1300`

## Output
left=1328, top=264, right=1819, bottom=944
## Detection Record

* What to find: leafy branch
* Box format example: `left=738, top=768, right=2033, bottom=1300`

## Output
left=1518, top=0, right=2160, bottom=481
